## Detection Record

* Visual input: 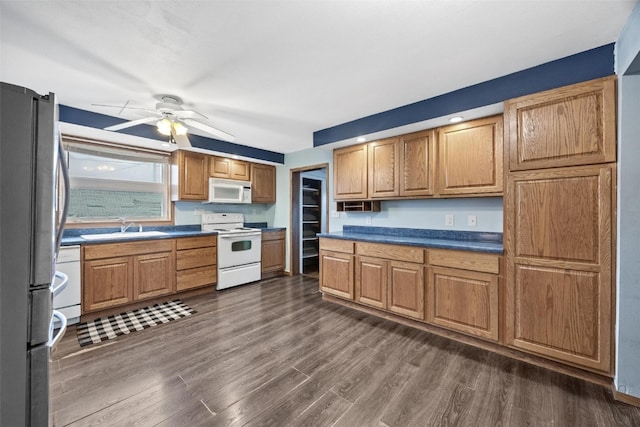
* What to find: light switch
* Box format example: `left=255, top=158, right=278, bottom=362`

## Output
left=445, top=214, right=454, bottom=226
left=468, top=215, right=477, bottom=227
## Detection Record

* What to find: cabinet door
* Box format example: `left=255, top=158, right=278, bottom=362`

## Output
left=176, top=151, right=208, bottom=200
left=251, top=163, right=276, bottom=203
left=399, top=130, right=436, bottom=197
left=133, top=251, right=175, bottom=301
left=355, top=256, right=387, bottom=309
left=211, top=157, right=251, bottom=181
left=319, top=250, right=354, bottom=299
left=388, top=261, right=424, bottom=320
left=262, top=236, right=285, bottom=274
left=334, top=144, right=368, bottom=200
left=427, top=266, right=499, bottom=341
left=368, top=137, right=399, bottom=199
left=505, top=76, right=616, bottom=171
left=437, top=115, right=503, bottom=195
left=83, top=257, right=132, bottom=313
left=505, top=164, right=613, bottom=372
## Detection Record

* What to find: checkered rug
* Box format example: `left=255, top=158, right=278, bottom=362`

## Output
left=76, top=300, right=195, bottom=347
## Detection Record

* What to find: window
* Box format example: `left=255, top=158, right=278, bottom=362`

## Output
left=62, top=136, right=171, bottom=223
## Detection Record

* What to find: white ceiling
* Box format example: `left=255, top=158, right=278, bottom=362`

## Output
left=0, top=1, right=636, bottom=154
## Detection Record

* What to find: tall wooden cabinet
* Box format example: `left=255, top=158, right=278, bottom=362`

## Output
left=504, top=76, right=616, bottom=374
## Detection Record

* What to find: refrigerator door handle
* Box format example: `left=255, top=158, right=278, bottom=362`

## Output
left=48, top=310, right=67, bottom=349
left=55, top=139, right=70, bottom=254
left=51, top=271, right=68, bottom=297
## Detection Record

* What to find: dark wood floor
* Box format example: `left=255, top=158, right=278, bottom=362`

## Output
left=50, top=276, right=640, bottom=426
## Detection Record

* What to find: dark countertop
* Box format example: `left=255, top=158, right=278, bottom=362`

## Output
left=61, top=224, right=287, bottom=246
left=317, top=225, right=503, bottom=254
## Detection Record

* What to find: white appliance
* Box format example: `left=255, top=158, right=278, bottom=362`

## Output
left=54, top=246, right=81, bottom=325
left=208, top=178, right=251, bottom=204
left=201, top=213, right=261, bottom=290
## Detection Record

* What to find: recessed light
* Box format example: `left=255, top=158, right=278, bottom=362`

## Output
left=357, top=137, right=366, bottom=143
left=449, top=116, right=463, bottom=123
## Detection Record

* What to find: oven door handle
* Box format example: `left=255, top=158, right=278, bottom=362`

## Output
left=218, top=233, right=261, bottom=239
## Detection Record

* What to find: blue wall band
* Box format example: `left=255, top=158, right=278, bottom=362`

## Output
left=313, top=43, right=616, bottom=147
left=58, top=105, right=286, bottom=164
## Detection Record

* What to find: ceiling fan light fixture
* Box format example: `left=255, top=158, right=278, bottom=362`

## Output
left=157, top=118, right=173, bottom=136
left=173, top=121, right=188, bottom=135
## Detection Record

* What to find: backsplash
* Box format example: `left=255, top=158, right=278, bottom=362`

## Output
left=329, top=197, right=503, bottom=233
left=173, top=201, right=276, bottom=226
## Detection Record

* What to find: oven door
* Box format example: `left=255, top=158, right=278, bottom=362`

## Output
left=217, top=232, right=261, bottom=269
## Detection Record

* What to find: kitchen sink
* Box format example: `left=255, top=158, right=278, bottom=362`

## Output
left=80, top=231, right=169, bottom=241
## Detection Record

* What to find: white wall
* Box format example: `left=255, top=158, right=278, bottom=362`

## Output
left=615, top=0, right=640, bottom=399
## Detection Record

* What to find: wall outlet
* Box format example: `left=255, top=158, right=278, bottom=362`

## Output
left=365, top=215, right=372, bottom=225
left=331, top=211, right=340, bottom=218
left=445, top=214, right=454, bottom=227
left=468, top=215, right=477, bottom=227
left=194, top=209, right=205, bottom=216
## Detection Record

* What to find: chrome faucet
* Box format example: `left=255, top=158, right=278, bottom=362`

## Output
left=120, top=218, right=142, bottom=233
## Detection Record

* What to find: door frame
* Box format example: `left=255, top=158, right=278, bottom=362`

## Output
left=290, top=163, right=329, bottom=276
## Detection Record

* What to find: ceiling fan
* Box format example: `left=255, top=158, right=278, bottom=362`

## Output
left=95, top=94, right=235, bottom=148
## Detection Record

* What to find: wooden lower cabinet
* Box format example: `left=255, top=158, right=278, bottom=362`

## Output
left=388, top=261, right=424, bottom=320
left=262, top=230, right=285, bottom=278
left=320, top=250, right=354, bottom=299
left=176, top=236, right=217, bottom=291
left=133, top=251, right=175, bottom=300
left=83, top=257, right=132, bottom=312
left=427, top=266, right=499, bottom=341
left=355, top=255, right=387, bottom=309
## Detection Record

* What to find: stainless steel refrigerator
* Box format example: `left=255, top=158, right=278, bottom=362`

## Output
left=1, top=82, right=70, bottom=426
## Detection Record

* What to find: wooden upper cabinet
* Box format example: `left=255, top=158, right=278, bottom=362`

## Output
left=505, top=164, right=614, bottom=373
left=399, top=130, right=436, bottom=197
left=437, top=115, right=503, bottom=196
left=251, top=163, right=276, bottom=203
left=368, top=137, right=399, bottom=198
left=210, top=156, right=251, bottom=181
left=172, top=150, right=209, bottom=201
left=504, top=76, right=616, bottom=171
left=334, top=144, right=368, bottom=200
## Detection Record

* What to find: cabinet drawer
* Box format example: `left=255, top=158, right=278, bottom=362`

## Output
left=262, top=230, right=285, bottom=241
left=84, top=239, right=174, bottom=260
left=176, top=235, right=217, bottom=250
left=176, top=265, right=217, bottom=291
left=427, top=249, right=500, bottom=275
left=176, top=247, right=217, bottom=270
left=356, top=242, right=424, bottom=264
left=319, top=238, right=354, bottom=254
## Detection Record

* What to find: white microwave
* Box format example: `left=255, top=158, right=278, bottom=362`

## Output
left=208, top=178, right=252, bottom=204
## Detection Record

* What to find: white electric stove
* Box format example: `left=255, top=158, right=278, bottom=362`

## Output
left=201, top=213, right=262, bottom=290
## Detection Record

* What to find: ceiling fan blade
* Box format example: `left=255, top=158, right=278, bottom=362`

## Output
left=182, top=118, right=235, bottom=142
left=173, top=109, right=207, bottom=120
left=104, top=116, right=159, bottom=131
left=171, top=128, right=192, bottom=149
left=92, top=103, right=159, bottom=114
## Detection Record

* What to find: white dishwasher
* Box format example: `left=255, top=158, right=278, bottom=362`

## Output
left=54, top=245, right=81, bottom=325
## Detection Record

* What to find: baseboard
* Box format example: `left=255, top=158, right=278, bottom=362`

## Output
left=613, top=389, right=640, bottom=407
